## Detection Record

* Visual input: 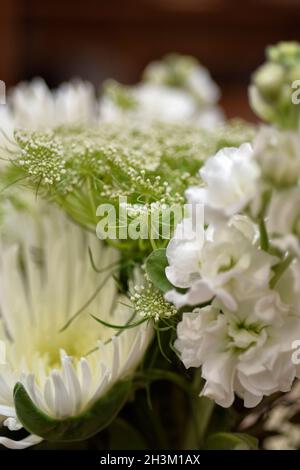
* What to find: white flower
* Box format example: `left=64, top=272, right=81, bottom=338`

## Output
left=143, top=54, right=220, bottom=106
left=253, top=126, right=300, bottom=186
left=175, top=295, right=300, bottom=408
left=0, top=208, right=151, bottom=449
left=187, top=143, right=260, bottom=221
left=134, top=84, right=196, bottom=123
left=186, top=64, right=220, bottom=105
left=8, top=78, right=96, bottom=130
left=0, top=106, right=14, bottom=143
left=195, top=107, right=224, bottom=131
left=100, top=83, right=197, bottom=124
left=99, top=81, right=223, bottom=130
left=264, top=382, right=300, bottom=450
left=267, top=187, right=300, bottom=255
left=165, top=215, right=277, bottom=311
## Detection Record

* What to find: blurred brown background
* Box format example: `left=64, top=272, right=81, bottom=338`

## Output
left=1, top=0, right=300, bottom=122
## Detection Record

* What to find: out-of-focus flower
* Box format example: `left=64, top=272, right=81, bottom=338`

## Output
left=0, top=105, right=14, bottom=149
left=253, top=126, right=300, bottom=187
left=264, top=382, right=300, bottom=450
left=9, top=78, right=96, bottom=129
left=99, top=53, right=224, bottom=130
left=100, top=82, right=197, bottom=124
left=143, top=53, right=220, bottom=106
left=0, top=208, right=151, bottom=449
left=266, top=187, right=300, bottom=255
left=249, top=41, right=300, bottom=129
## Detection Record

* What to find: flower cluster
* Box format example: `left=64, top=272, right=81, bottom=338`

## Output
left=167, top=121, right=300, bottom=406
left=2, top=42, right=300, bottom=451
left=100, top=54, right=224, bottom=130
left=249, top=41, right=300, bottom=129
left=0, top=204, right=152, bottom=449
left=131, top=283, right=177, bottom=322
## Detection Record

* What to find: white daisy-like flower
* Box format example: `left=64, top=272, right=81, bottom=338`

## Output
left=6, top=78, right=96, bottom=132
left=0, top=105, right=14, bottom=149
left=0, top=208, right=151, bottom=449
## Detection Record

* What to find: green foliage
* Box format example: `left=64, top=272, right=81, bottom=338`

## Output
left=14, top=380, right=130, bottom=442
left=204, top=432, right=258, bottom=450
left=145, top=248, right=173, bottom=293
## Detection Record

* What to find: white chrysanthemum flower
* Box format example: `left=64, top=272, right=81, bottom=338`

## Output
left=253, top=126, right=300, bottom=186
left=8, top=78, right=96, bottom=130
left=0, top=209, right=151, bottom=449
left=175, top=293, right=300, bottom=408
left=165, top=215, right=277, bottom=311
left=187, top=143, right=260, bottom=222
left=0, top=105, right=14, bottom=149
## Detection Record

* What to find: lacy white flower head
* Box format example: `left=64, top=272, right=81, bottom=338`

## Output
left=253, top=126, right=300, bottom=187
left=186, top=143, right=260, bottom=223
left=165, top=215, right=277, bottom=311
left=0, top=207, right=151, bottom=449
left=130, top=283, right=177, bottom=323
left=175, top=289, right=300, bottom=408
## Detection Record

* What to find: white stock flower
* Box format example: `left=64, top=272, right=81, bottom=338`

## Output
left=253, top=126, right=300, bottom=187
left=187, top=143, right=260, bottom=221
left=0, top=208, right=151, bottom=449
left=143, top=54, right=220, bottom=106
left=165, top=215, right=277, bottom=311
left=100, top=83, right=197, bottom=124
left=175, top=296, right=300, bottom=408
left=185, top=64, right=220, bottom=105
left=267, top=187, right=300, bottom=255
left=99, top=82, right=223, bottom=130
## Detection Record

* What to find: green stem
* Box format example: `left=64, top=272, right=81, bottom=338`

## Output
left=259, top=218, right=269, bottom=252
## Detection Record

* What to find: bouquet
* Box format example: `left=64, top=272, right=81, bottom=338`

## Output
left=0, top=43, right=300, bottom=451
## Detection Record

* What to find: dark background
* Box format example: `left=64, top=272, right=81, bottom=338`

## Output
left=1, top=0, right=300, bottom=122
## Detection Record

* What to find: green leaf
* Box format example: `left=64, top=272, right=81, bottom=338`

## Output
left=14, top=380, right=131, bottom=442
left=145, top=248, right=173, bottom=293
left=204, top=432, right=258, bottom=450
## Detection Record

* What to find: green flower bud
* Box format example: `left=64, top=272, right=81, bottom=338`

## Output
left=249, top=41, right=300, bottom=129
left=253, top=63, right=283, bottom=99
